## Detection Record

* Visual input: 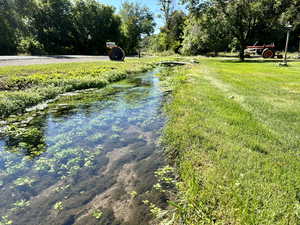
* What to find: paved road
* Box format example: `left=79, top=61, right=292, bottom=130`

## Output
left=0, top=55, right=110, bottom=66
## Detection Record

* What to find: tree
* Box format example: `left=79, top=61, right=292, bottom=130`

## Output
left=31, top=0, right=75, bottom=54
left=0, top=0, right=36, bottom=55
left=72, top=0, right=121, bottom=54
left=0, top=0, right=18, bottom=54
left=148, top=32, right=169, bottom=52
left=181, top=6, right=231, bottom=55
left=183, top=0, right=297, bottom=61
left=158, top=0, right=174, bottom=28
left=148, top=10, right=185, bottom=53
left=120, top=1, right=155, bottom=55
left=281, top=0, right=300, bottom=51
left=167, top=10, right=186, bottom=52
left=282, top=0, right=300, bottom=24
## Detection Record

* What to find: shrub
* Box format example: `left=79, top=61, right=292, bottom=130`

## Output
left=17, top=37, right=46, bottom=55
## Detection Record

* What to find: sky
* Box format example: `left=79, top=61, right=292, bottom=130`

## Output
left=99, top=0, right=185, bottom=32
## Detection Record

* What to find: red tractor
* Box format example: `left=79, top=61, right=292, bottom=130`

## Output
left=244, top=42, right=280, bottom=58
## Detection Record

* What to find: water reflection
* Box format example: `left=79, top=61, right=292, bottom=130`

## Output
left=0, top=69, right=168, bottom=225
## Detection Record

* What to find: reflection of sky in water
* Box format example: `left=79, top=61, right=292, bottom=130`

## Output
left=0, top=70, right=167, bottom=224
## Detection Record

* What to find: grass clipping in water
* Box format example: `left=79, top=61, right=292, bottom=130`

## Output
left=160, top=59, right=300, bottom=225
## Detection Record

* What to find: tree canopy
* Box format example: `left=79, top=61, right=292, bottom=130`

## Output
left=120, top=1, right=155, bottom=55
left=1, top=0, right=299, bottom=58
left=0, top=0, right=155, bottom=55
left=181, top=0, right=300, bottom=60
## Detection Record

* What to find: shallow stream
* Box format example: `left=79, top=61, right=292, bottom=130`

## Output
left=0, top=69, right=169, bottom=225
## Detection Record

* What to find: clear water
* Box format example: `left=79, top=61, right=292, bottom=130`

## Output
left=0, top=70, right=168, bottom=225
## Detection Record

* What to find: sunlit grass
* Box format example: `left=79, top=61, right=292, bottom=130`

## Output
left=162, top=58, right=300, bottom=224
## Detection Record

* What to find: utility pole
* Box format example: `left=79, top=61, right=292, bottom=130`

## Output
left=298, top=35, right=300, bottom=59
left=280, top=23, right=293, bottom=66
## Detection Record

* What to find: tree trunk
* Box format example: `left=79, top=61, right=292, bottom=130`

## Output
left=239, top=49, right=244, bottom=61
left=239, top=43, right=245, bottom=62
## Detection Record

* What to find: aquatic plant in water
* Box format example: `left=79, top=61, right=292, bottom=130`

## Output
left=86, top=133, right=105, bottom=142
left=109, top=134, right=120, bottom=140
left=12, top=199, right=30, bottom=208
left=154, top=166, right=175, bottom=185
left=4, top=156, right=30, bottom=175
left=0, top=66, right=170, bottom=225
left=53, top=201, right=63, bottom=211
left=0, top=216, right=13, bottom=225
left=54, top=184, right=70, bottom=193
left=3, top=125, right=46, bottom=158
left=13, top=177, right=35, bottom=186
left=129, top=191, right=138, bottom=199
left=111, top=125, right=124, bottom=133
left=142, top=200, right=164, bottom=217
left=92, top=209, right=103, bottom=220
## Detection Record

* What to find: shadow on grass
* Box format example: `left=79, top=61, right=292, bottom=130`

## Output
left=44, top=55, right=75, bottom=59
left=219, top=58, right=299, bottom=64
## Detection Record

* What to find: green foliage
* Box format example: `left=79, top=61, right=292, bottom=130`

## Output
left=17, top=37, right=46, bottom=55
left=0, top=0, right=152, bottom=55
left=120, top=1, right=155, bottom=55
left=31, top=0, right=76, bottom=54
left=166, top=10, right=186, bottom=53
left=149, top=33, right=169, bottom=52
left=71, top=0, right=122, bottom=54
left=0, top=0, right=19, bottom=54
left=158, top=0, right=174, bottom=26
left=181, top=8, right=231, bottom=55
left=154, top=165, right=175, bottom=185
left=182, top=0, right=300, bottom=60
left=148, top=10, right=186, bottom=54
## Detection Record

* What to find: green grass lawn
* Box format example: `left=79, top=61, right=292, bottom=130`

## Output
left=162, top=58, right=300, bottom=224
left=0, top=57, right=171, bottom=118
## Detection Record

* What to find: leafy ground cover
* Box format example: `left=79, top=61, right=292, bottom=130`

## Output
left=0, top=57, right=171, bottom=118
left=161, top=59, right=300, bottom=224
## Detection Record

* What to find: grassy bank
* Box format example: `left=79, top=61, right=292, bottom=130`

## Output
left=162, top=59, right=300, bottom=224
left=0, top=57, right=169, bottom=118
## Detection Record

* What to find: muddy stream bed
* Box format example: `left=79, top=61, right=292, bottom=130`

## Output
left=0, top=69, right=170, bottom=225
